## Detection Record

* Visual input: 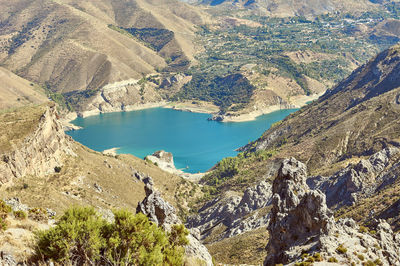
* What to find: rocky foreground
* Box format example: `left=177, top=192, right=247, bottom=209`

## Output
left=265, top=158, right=400, bottom=265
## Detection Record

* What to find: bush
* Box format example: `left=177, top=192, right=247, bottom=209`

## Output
left=0, top=200, right=11, bottom=219
left=336, top=244, right=347, bottom=254
left=34, top=207, right=189, bottom=265
left=35, top=206, right=105, bottom=264
left=13, top=210, right=27, bottom=220
left=29, top=208, right=48, bottom=222
left=328, top=257, right=338, bottom=263
left=0, top=218, right=7, bottom=231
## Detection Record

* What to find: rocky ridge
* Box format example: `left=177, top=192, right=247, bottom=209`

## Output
left=308, top=147, right=400, bottom=209
left=187, top=180, right=272, bottom=241
left=265, top=157, right=400, bottom=265
left=0, top=105, right=75, bottom=184
left=137, top=178, right=213, bottom=265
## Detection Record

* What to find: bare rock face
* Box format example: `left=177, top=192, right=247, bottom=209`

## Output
left=187, top=180, right=273, bottom=240
left=265, top=157, right=400, bottom=266
left=78, top=79, right=164, bottom=117
left=265, top=157, right=334, bottom=265
left=0, top=106, right=75, bottom=184
left=145, top=150, right=176, bottom=172
left=308, top=147, right=400, bottom=208
left=137, top=181, right=213, bottom=266
left=137, top=183, right=180, bottom=231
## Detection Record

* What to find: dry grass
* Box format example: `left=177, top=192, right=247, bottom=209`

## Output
left=0, top=104, right=48, bottom=153
left=206, top=227, right=269, bottom=265
left=0, top=140, right=185, bottom=216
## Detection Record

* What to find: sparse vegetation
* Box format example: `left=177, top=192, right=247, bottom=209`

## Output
left=336, top=244, right=347, bottom=254
left=34, top=206, right=189, bottom=265
left=328, top=257, right=338, bottom=263
left=13, top=210, right=27, bottom=220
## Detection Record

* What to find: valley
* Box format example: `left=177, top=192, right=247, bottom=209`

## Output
left=0, top=0, right=400, bottom=265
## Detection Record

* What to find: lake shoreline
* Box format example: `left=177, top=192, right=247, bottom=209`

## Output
left=66, top=106, right=299, bottom=174
left=63, top=93, right=322, bottom=128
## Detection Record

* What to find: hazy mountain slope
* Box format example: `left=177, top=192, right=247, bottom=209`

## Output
left=0, top=0, right=207, bottom=94
left=200, top=0, right=381, bottom=17
left=0, top=67, right=47, bottom=109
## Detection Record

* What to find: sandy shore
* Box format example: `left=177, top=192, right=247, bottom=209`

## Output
left=221, top=93, right=324, bottom=122
left=163, top=101, right=219, bottom=114
left=102, top=147, right=120, bottom=156
left=63, top=92, right=324, bottom=127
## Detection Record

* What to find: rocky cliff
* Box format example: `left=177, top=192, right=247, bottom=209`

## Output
left=308, top=147, right=400, bottom=209
left=187, top=180, right=272, bottom=241
left=265, top=157, right=400, bottom=265
left=137, top=178, right=213, bottom=266
left=0, top=105, right=74, bottom=184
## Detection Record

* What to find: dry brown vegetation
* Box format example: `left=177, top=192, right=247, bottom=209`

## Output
left=0, top=104, right=47, bottom=153
left=0, top=0, right=210, bottom=94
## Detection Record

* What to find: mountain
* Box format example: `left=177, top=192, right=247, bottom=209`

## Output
left=0, top=67, right=47, bottom=109
left=198, top=0, right=383, bottom=17
left=189, top=45, right=400, bottom=264
left=249, top=44, right=400, bottom=173
left=0, top=72, right=211, bottom=263
left=0, top=0, right=207, bottom=94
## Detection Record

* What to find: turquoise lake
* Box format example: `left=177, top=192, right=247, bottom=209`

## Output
left=67, top=107, right=297, bottom=173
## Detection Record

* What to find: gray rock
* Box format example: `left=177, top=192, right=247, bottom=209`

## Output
left=4, top=198, right=29, bottom=212
left=93, top=183, right=103, bottom=193
left=264, top=157, right=400, bottom=266
left=0, top=251, right=17, bottom=266
left=137, top=182, right=213, bottom=265
left=187, top=180, right=273, bottom=241
left=308, top=147, right=400, bottom=208
left=137, top=184, right=180, bottom=231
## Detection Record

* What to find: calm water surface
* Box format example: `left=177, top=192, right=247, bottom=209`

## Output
left=67, top=108, right=297, bottom=173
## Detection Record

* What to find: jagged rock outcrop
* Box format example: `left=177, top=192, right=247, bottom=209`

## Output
left=137, top=180, right=213, bottom=265
left=137, top=183, right=181, bottom=231
left=187, top=180, right=272, bottom=240
left=145, top=150, right=175, bottom=172
left=308, top=147, right=400, bottom=208
left=0, top=105, right=75, bottom=184
left=265, top=157, right=400, bottom=266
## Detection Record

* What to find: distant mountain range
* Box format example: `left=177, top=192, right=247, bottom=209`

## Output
left=198, top=0, right=397, bottom=17
left=0, top=0, right=208, bottom=94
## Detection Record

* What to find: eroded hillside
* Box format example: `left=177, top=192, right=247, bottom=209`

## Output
left=189, top=45, right=400, bottom=264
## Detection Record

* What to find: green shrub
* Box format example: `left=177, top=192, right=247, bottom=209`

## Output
left=13, top=210, right=27, bottom=220
left=0, top=217, right=7, bottom=231
left=336, top=244, right=347, bottom=254
left=0, top=200, right=11, bottom=219
left=34, top=207, right=189, bottom=265
left=358, top=254, right=365, bottom=261
left=328, top=257, right=338, bottom=263
left=35, top=206, right=105, bottom=264
left=313, top=252, right=322, bottom=262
